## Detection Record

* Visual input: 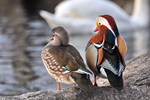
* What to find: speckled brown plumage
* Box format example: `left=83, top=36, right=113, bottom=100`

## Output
left=41, top=26, right=93, bottom=91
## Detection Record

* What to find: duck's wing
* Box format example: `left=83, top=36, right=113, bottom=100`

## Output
left=65, top=45, right=92, bottom=75
left=102, top=47, right=125, bottom=76
left=42, top=46, right=91, bottom=75
left=97, top=47, right=124, bottom=91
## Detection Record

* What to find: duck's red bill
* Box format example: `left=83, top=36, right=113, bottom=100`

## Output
left=94, top=27, right=99, bottom=32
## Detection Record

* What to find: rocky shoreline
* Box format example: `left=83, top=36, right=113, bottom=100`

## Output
left=1, top=53, right=149, bottom=100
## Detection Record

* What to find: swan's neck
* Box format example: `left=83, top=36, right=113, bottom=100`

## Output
left=131, top=0, right=149, bottom=27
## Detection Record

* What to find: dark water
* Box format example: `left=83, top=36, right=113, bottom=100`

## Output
left=0, top=0, right=150, bottom=96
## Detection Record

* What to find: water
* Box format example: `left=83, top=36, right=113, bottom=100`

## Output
left=0, top=0, right=150, bottom=96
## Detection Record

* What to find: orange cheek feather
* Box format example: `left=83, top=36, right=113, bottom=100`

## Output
left=117, top=36, right=127, bottom=59
left=90, top=32, right=103, bottom=44
left=91, top=25, right=108, bottom=43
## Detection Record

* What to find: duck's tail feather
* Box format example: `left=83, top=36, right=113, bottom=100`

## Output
left=71, top=73, right=94, bottom=92
left=104, top=68, right=123, bottom=91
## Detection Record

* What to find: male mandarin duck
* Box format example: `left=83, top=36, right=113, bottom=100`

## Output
left=85, top=15, right=127, bottom=91
left=41, top=26, right=93, bottom=91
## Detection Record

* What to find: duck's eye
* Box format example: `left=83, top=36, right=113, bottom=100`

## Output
left=99, top=23, right=101, bottom=25
left=52, top=33, right=55, bottom=37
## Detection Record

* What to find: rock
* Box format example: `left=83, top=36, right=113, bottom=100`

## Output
left=0, top=53, right=150, bottom=100
left=124, top=53, right=150, bottom=86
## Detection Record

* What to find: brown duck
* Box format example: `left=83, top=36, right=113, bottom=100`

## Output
left=41, top=26, right=93, bottom=91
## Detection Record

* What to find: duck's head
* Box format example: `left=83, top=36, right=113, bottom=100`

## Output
left=85, top=15, right=119, bottom=50
left=50, top=26, right=69, bottom=46
left=94, top=15, right=119, bottom=37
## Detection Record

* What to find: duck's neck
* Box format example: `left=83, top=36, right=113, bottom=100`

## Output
left=131, top=0, right=149, bottom=27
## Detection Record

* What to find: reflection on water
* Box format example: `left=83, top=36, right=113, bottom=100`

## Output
left=122, top=28, right=150, bottom=60
left=0, top=0, right=150, bottom=96
left=133, top=29, right=150, bottom=57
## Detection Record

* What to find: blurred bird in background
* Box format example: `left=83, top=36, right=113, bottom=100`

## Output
left=41, top=26, right=93, bottom=91
left=40, top=0, right=149, bottom=34
left=85, top=15, right=127, bottom=91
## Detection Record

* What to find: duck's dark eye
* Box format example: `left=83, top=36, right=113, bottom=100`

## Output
left=51, top=33, right=55, bottom=37
left=99, top=23, right=101, bottom=25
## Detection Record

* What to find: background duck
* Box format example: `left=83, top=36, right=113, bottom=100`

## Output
left=40, top=0, right=149, bottom=34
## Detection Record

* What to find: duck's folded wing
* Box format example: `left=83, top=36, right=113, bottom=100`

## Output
left=64, top=45, right=92, bottom=74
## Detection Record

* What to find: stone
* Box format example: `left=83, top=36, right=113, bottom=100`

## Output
left=0, top=53, right=150, bottom=100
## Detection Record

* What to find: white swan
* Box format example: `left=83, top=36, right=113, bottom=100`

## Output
left=131, top=0, right=149, bottom=28
left=40, top=0, right=149, bottom=34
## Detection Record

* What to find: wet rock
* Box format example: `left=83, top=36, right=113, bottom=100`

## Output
left=124, top=53, right=150, bottom=86
left=1, top=53, right=150, bottom=100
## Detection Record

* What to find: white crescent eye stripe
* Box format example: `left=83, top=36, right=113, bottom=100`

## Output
left=53, top=32, right=60, bottom=37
